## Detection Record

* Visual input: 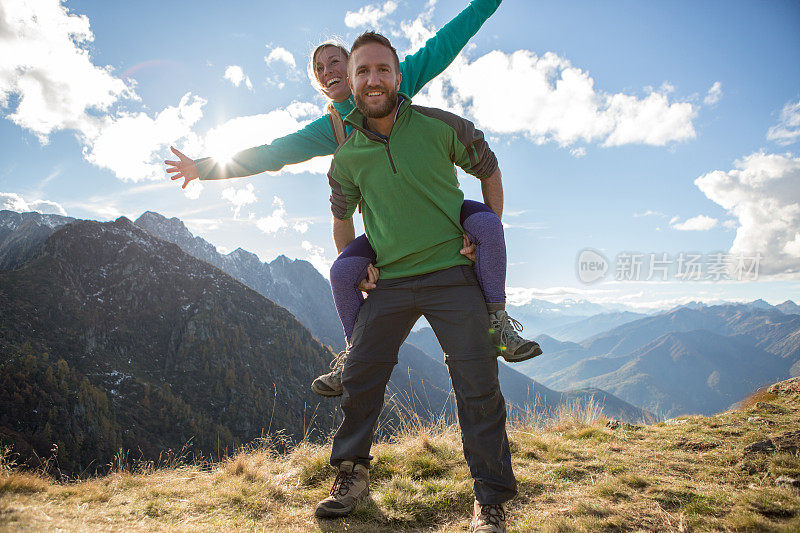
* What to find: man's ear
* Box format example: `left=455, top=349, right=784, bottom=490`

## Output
left=348, top=74, right=354, bottom=92
left=396, top=71, right=402, bottom=90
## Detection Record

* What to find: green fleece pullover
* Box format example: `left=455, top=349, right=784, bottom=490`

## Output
left=328, top=94, right=498, bottom=279
left=195, top=0, right=501, bottom=180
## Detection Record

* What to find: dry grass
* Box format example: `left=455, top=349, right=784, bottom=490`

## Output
left=2, top=380, right=800, bottom=532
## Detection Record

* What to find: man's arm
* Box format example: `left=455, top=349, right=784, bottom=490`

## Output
left=481, top=167, right=503, bottom=220
left=332, top=216, right=356, bottom=254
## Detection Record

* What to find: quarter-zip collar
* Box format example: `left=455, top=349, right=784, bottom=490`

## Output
left=344, top=92, right=412, bottom=142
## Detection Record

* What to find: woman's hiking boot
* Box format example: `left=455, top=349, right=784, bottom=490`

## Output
left=489, top=310, right=542, bottom=362
left=311, top=344, right=349, bottom=397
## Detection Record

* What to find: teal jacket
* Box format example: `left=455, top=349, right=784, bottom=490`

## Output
left=196, top=0, right=501, bottom=180
left=328, top=95, right=498, bottom=279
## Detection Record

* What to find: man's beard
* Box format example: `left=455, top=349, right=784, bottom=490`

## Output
left=355, top=86, right=399, bottom=119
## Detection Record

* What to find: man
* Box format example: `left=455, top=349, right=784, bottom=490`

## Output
left=314, top=32, right=516, bottom=532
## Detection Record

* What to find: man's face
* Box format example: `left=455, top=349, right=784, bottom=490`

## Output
left=348, top=42, right=402, bottom=119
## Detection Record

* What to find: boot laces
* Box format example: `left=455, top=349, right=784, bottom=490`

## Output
left=330, top=468, right=356, bottom=497
left=330, top=346, right=349, bottom=370
left=480, top=503, right=506, bottom=526
left=498, top=314, right=525, bottom=345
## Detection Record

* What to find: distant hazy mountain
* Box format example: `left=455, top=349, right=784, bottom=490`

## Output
left=777, top=300, right=800, bottom=315
left=514, top=334, right=593, bottom=383
left=546, top=330, right=790, bottom=417
left=579, top=304, right=800, bottom=361
left=134, top=211, right=344, bottom=350
left=746, top=298, right=776, bottom=311
left=0, top=216, right=339, bottom=475
left=0, top=210, right=74, bottom=269
left=506, top=303, right=800, bottom=417
left=504, top=299, right=620, bottom=337
left=405, top=328, right=648, bottom=422
left=543, top=311, right=647, bottom=342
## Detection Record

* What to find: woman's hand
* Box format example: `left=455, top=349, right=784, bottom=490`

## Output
left=358, top=264, right=380, bottom=291
left=165, top=146, right=200, bottom=189
left=460, top=234, right=476, bottom=262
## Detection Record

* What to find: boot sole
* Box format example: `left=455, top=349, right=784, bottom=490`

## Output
left=501, top=345, right=543, bottom=363
left=314, top=503, right=354, bottom=518
left=314, top=488, right=368, bottom=518
left=311, top=379, right=343, bottom=397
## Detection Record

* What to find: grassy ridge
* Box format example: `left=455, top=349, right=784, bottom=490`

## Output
left=2, top=381, right=800, bottom=532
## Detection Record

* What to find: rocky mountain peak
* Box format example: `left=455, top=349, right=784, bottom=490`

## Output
left=131, top=211, right=343, bottom=349
left=135, top=211, right=194, bottom=243
left=0, top=209, right=74, bottom=230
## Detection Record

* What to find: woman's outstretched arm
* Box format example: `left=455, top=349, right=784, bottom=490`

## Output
left=400, top=0, right=502, bottom=97
left=188, top=114, right=340, bottom=181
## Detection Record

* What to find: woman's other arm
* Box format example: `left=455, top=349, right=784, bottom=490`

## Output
left=399, top=0, right=502, bottom=97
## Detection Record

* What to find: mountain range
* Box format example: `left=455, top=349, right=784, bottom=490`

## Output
left=0, top=210, right=650, bottom=476
left=511, top=303, right=800, bottom=417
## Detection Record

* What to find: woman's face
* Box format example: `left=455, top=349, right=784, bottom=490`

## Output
left=315, top=46, right=351, bottom=102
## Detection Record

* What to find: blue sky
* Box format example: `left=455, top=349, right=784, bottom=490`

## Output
left=1, top=0, right=799, bottom=310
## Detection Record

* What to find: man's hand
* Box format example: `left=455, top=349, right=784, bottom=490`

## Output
left=358, top=264, right=379, bottom=291
left=460, top=234, right=476, bottom=262
left=165, top=146, right=200, bottom=189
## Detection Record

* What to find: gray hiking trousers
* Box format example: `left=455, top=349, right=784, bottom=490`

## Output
left=330, top=265, right=517, bottom=505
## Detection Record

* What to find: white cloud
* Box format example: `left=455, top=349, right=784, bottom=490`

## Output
left=252, top=197, right=315, bottom=236
left=255, top=196, right=289, bottom=234
left=301, top=240, right=332, bottom=278
left=200, top=101, right=330, bottom=176
left=344, top=1, right=398, bottom=28
left=703, top=81, right=723, bottom=106
left=223, top=65, right=253, bottom=90
left=265, top=47, right=296, bottom=69
left=722, top=219, right=738, bottom=230
left=767, top=99, right=800, bottom=146
left=0, top=192, right=67, bottom=215
left=0, top=1, right=211, bottom=184
left=570, top=147, right=586, bottom=158
left=412, top=49, right=697, bottom=148
left=670, top=214, right=718, bottom=231
left=84, top=92, right=206, bottom=182
left=221, top=183, right=257, bottom=218
left=183, top=179, right=203, bottom=200
left=0, top=0, right=134, bottom=142
left=695, top=152, right=800, bottom=274
left=399, top=1, right=440, bottom=55
left=506, top=285, right=610, bottom=306
left=633, top=210, right=666, bottom=218
left=68, top=201, right=123, bottom=220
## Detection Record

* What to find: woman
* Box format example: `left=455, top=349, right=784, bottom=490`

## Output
left=165, top=0, right=541, bottom=397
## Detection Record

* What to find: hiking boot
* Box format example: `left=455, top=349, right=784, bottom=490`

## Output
left=471, top=500, right=507, bottom=532
left=311, top=345, right=348, bottom=397
left=489, top=310, right=542, bottom=363
left=314, top=461, right=369, bottom=518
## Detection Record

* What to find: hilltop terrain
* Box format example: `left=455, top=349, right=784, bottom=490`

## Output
left=2, top=377, right=799, bottom=532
